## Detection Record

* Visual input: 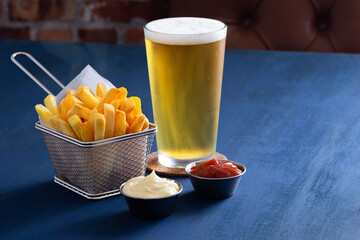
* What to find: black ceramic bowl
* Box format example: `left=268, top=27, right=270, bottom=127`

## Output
left=185, top=160, right=246, bottom=198
left=120, top=179, right=183, bottom=219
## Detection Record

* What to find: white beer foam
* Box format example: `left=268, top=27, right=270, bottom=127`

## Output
left=144, top=17, right=227, bottom=45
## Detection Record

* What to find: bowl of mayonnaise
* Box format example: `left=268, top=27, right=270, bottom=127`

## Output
left=120, top=171, right=183, bottom=218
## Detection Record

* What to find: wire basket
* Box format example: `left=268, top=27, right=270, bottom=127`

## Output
left=36, top=122, right=156, bottom=199
left=12, top=52, right=157, bottom=199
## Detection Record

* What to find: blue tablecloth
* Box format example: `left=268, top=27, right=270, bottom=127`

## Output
left=1, top=39, right=360, bottom=240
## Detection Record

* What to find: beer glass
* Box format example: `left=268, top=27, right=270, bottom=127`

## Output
left=144, top=17, right=226, bottom=168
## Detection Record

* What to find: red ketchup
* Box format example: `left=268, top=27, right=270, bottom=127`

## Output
left=190, top=158, right=242, bottom=178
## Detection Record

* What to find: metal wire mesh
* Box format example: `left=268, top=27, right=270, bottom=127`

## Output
left=38, top=124, right=156, bottom=195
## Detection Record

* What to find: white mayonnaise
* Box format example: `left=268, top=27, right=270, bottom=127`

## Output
left=122, top=171, right=180, bottom=199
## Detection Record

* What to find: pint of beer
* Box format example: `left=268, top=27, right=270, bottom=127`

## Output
left=144, top=17, right=227, bottom=168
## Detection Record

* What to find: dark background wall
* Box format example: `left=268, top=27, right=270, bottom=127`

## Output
left=1, top=0, right=360, bottom=53
left=0, top=0, right=149, bottom=44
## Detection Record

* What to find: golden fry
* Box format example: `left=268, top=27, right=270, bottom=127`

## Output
left=95, top=88, right=121, bottom=113
left=114, top=110, right=126, bottom=136
left=35, top=104, right=52, bottom=126
left=142, top=116, right=149, bottom=130
left=61, top=95, right=83, bottom=120
left=70, top=95, right=85, bottom=106
left=126, top=112, right=136, bottom=125
left=104, top=103, right=115, bottom=138
left=126, top=121, right=130, bottom=134
left=58, top=119, right=78, bottom=139
left=111, top=99, right=121, bottom=109
left=73, top=97, right=84, bottom=105
left=66, top=109, right=74, bottom=119
left=117, top=87, right=128, bottom=102
left=129, top=114, right=145, bottom=133
left=62, top=95, right=76, bottom=109
left=44, top=95, right=59, bottom=116
left=88, top=108, right=98, bottom=135
left=80, top=121, right=94, bottom=142
left=59, top=99, right=66, bottom=120
left=119, top=98, right=135, bottom=113
left=49, top=115, right=62, bottom=132
left=59, top=101, right=63, bottom=117
left=60, top=99, right=70, bottom=120
left=96, top=83, right=107, bottom=98
left=94, top=113, right=105, bottom=141
left=68, top=114, right=83, bottom=140
left=78, top=88, right=99, bottom=109
left=128, top=96, right=142, bottom=115
left=78, top=86, right=95, bottom=96
left=72, top=103, right=90, bottom=120
left=65, top=90, right=78, bottom=98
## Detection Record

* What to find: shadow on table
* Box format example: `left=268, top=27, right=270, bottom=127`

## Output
left=58, top=191, right=224, bottom=238
left=60, top=210, right=161, bottom=238
left=0, top=181, right=90, bottom=233
left=176, top=191, right=227, bottom=213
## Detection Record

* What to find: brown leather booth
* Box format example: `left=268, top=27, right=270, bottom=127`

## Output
left=151, top=0, right=360, bottom=53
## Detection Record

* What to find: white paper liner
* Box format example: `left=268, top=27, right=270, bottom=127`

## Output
left=55, top=65, right=116, bottom=104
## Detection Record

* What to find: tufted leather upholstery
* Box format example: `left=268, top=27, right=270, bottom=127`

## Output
left=151, top=0, right=360, bottom=52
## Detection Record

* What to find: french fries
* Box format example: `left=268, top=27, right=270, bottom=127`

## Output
left=60, top=95, right=84, bottom=120
left=65, top=90, right=78, bottom=98
left=96, top=83, right=107, bottom=98
left=104, top=103, right=115, bottom=138
left=88, top=108, right=98, bottom=135
left=119, top=98, right=135, bottom=113
left=35, top=104, right=52, bottom=126
left=142, top=116, right=149, bottom=131
left=111, top=99, right=121, bottom=109
left=114, top=110, right=126, bottom=136
left=78, top=86, right=95, bottom=96
left=72, top=103, right=91, bottom=120
left=94, top=113, right=105, bottom=141
left=129, top=97, right=142, bottom=115
left=35, top=83, right=149, bottom=142
left=80, top=121, right=93, bottom=142
left=129, top=114, right=146, bottom=133
left=68, top=114, right=83, bottom=140
left=66, top=109, right=74, bottom=119
left=78, top=88, right=99, bottom=109
left=59, top=101, right=63, bottom=116
left=95, top=88, right=121, bottom=113
left=44, top=95, right=59, bottom=116
left=49, top=115, right=62, bottom=132
left=59, top=119, right=78, bottom=139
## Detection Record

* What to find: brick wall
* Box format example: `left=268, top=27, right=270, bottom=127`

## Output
left=0, top=0, right=150, bottom=44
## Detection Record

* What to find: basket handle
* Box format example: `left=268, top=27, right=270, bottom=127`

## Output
left=11, top=52, right=65, bottom=96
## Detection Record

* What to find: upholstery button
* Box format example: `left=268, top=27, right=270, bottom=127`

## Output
left=242, top=19, right=252, bottom=27
left=318, top=22, right=328, bottom=31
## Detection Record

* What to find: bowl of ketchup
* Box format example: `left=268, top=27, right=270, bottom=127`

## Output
left=185, top=158, right=246, bottom=198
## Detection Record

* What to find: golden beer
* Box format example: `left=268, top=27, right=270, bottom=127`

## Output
left=144, top=18, right=227, bottom=168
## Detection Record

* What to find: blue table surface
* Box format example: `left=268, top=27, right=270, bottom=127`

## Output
left=1, top=39, right=360, bottom=240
